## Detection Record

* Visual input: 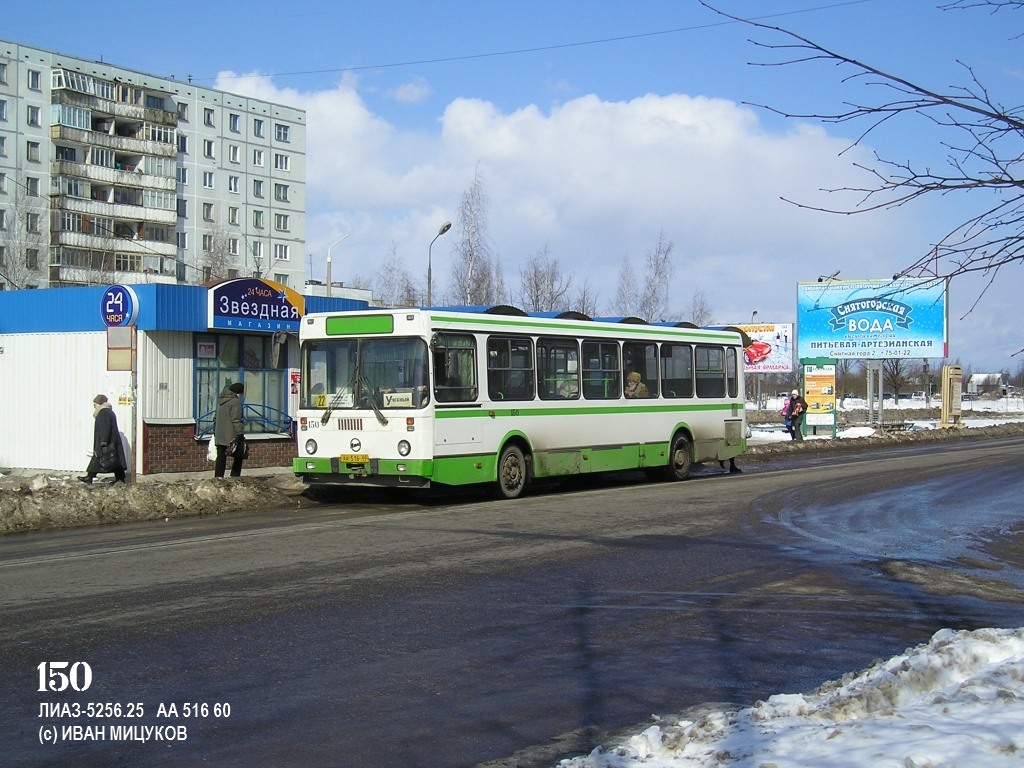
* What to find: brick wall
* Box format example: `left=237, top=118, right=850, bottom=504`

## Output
left=142, top=422, right=295, bottom=475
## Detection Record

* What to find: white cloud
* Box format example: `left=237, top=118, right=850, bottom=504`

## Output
left=388, top=76, right=432, bottom=104
left=212, top=73, right=1015, bottom=366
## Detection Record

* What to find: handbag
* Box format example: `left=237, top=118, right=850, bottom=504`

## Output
left=228, top=439, right=249, bottom=460
left=98, top=443, right=119, bottom=472
left=206, top=440, right=217, bottom=462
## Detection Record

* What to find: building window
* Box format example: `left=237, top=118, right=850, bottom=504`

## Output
left=25, top=177, right=39, bottom=197
left=178, top=232, right=188, bottom=248
left=253, top=118, right=265, bottom=138
left=177, top=167, right=188, bottom=185
left=0, top=100, right=7, bottom=121
left=177, top=199, right=188, bottom=218
left=28, top=69, right=41, bottom=90
left=228, top=176, right=239, bottom=193
left=253, top=210, right=264, bottom=229
left=274, top=244, right=290, bottom=261
left=203, top=171, right=215, bottom=189
left=202, top=234, right=214, bottom=252
left=204, top=108, right=215, bottom=127
left=228, top=206, right=239, bottom=225
left=26, top=213, right=40, bottom=233
left=146, top=94, right=166, bottom=110
left=274, top=183, right=289, bottom=202
left=202, top=202, right=215, bottom=221
left=26, top=249, right=39, bottom=270
left=203, top=140, right=215, bottom=159
left=177, top=103, right=189, bottom=121
left=253, top=149, right=264, bottom=167
left=0, top=63, right=7, bottom=85
left=274, top=214, right=290, bottom=231
left=26, top=106, right=40, bottom=127
left=229, top=145, right=240, bottom=163
left=229, top=113, right=240, bottom=132
left=26, top=141, right=40, bottom=162
left=274, top=153, right=290, bottom=171
left=228, top=238, right=239, bottom=255
left=0, top=172, right=5, bottom=193
left=0, top=211, right=6, bottom=229
left=274, top=124, right=290, bottom=142
left=177, top=134, right=188, bottom=154
left=0, top=136, right=6, bottom=156
left=251, top=241, right=263, bottom=260
left=253, top=179, right=264, bottom=198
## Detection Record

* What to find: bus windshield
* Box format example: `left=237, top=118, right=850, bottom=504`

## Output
left=302, top=337, right=429, bottom=413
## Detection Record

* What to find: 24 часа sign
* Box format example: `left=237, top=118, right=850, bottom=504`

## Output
left=797, top=278, right=947, bottom=360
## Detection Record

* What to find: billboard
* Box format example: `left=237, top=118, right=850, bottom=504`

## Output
left=736, top=323, right=794, bottom=373
left=797, top=278, right=947, bottom=360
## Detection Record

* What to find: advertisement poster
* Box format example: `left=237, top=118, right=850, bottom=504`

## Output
left=796, top=278, right=947, bottom=360
left=736, top=323, right=794, bottom=373
left=803, top=363, right=837, bottom=428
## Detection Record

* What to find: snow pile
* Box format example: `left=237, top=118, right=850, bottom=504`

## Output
left=556, top=627, right=1024, bottom=768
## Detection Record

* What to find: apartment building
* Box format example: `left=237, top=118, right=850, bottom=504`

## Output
left=0, top=39, right=306, bottom=291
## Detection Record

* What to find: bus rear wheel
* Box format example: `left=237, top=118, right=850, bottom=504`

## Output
left=497, top=444, right=528, bottom=499
left=665, top=433, right=693, bottom=481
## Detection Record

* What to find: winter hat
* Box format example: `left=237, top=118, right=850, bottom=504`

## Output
left=93, top=394, right=108, bottom=405
left=229, top=382, right=245, bottom=394
left=791, top=389, right=799, bottom=396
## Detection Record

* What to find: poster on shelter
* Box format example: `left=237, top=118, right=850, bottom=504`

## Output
left=796, top=278, right=947, bottom=360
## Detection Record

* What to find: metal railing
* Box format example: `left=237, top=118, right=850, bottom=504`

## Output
left=195, top=403, right=294, bottom=440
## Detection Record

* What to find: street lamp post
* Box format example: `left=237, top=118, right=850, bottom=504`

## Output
left=326, top=233, right=350, bottom=298
left=426, top=221, right=452, bottom=307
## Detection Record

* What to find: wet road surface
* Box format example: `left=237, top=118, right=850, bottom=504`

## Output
left=1, top=437, right=1022, bottom=767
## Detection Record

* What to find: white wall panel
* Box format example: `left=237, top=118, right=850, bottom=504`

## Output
left=0, top=332, right=132, bottom=473
left=139, top=331, right=193, bottom=420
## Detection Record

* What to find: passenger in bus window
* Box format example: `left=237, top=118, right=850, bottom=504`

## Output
left=624, top=371, right=649, bottom=398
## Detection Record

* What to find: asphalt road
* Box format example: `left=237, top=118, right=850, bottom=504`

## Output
left=2, top=437, right=1023, bottom=768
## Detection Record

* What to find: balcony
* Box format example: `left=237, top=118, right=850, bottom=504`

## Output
left=57, top=195, right=177, bottom=226
left=50, top=160, right=177, bottom=192
left=52, top=231, right=178, bottom=258
left=50, top=126, right=177, bottom=158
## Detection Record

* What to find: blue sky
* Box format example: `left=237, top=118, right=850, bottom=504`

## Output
left=10, top=1, right=1023, bottom=372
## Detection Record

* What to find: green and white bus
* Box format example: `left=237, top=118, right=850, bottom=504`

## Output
left=294, top=306, right=747, bottom=498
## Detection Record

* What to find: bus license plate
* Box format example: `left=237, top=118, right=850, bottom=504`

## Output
left=340, top=453, right=370, bottom=463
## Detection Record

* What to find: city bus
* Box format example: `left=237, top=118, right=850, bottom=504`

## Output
left=293, top=306, right=747, bottom=498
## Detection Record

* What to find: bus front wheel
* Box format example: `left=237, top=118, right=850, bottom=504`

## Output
left=665, top=433, right=693, bottom=481
left=497, top=444, right=528, bottom=499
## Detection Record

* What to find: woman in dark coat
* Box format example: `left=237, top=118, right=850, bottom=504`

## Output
left=80, top=394, right=128, bottom=483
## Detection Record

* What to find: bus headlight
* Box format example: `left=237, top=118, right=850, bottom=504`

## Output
left=304, top=439, right=318, bottom=455
left=397, top=440, right=411, bottom=457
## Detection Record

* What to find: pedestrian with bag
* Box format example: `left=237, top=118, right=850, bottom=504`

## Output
left=79, top=394, right=127, bottom=484
left=785, top=388, right=808, bottom=441
left=214, top=382, right=246, bottom=478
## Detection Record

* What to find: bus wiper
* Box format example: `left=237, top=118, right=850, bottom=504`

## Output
left=358, top=375, right=389, bottom=427
left=321, top=389, right=348, bottom=423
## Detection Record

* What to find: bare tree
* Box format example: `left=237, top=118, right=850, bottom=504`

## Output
left=447, top=166, right=500, bottom=305
left=200, top=224, right=236, bottom=283
left=0, top=182, right=48, bottom=289
left=883, top=359, right=913, bottom=402
left=638, top=231, right=674, bottom=321
left=686, top=289, right=713, bottom=326
left=612, top=260, right=639, bottom=316
left=611, top=230, right=676, bottom=320
left=572, top=277, right=601, bottom=318
left=370, top=242, right=420, bottom=307
left=517, top=245, right=574, bottom=312
left=702, top=1, right=1024, bottom=345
